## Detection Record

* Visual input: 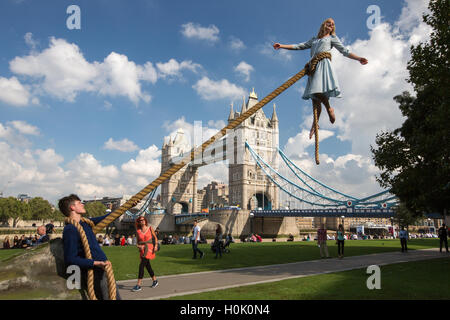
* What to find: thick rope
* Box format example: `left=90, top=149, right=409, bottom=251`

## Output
left=313, top=105, right=320, bottom=165
left=92, top=51, right=332, bottom=234
left=65, top=217, right=117, bottom=300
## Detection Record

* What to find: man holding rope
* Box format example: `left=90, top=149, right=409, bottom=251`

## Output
left=59, top=194, right=127, bottom=300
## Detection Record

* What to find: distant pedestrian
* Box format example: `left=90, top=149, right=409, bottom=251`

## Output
left=120, top=235, right=126, bottom=247
left=213, top=224, right=223, bottom=259
left=114, top=234, right=120, bottom=246
left=336, top=224, right=345, bottom=259
left=191, top=220, right=204, bottom=259
left=317, top=223, right=330, bottom=258
left=438, top=223, right=449, bottom=253
left=399, top=226, right=408, bottom=252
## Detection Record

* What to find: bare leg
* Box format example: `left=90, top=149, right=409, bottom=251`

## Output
left=316, top=93, right=335, bottom=124
left=309, top=98, right=322, bottom=139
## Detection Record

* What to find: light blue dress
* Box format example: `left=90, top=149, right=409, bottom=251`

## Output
left=292, top=35, right=350, bottom=101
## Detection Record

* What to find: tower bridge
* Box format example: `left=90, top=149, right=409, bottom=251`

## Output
left=129, top=88, right=409, bottom=236
left=160, top=88, right=280, bottom=214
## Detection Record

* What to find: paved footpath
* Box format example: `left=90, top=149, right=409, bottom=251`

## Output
left=117, top=248, right=447, bottom=300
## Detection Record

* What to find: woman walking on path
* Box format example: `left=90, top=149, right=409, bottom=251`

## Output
left=132, top=216, right=158, bottom=292
left=273, top=18, right=368, bottom=139
left=336, top=224, right=345, bottom=259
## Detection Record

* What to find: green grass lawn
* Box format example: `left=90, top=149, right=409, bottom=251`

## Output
left=0, top=249, right=25, bottom=262
left=103, top=238, right=438, bottom=281
left=167, top=257, right=450, bottom=300
left=0, top=239, right=440, bottom=282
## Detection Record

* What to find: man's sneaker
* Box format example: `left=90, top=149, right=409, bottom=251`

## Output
left=131, top=285, right=142, bottom=292
left=151, top=280, right=159, bottom=288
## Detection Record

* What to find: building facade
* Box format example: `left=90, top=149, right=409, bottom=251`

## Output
left=228, top=89, right=280, bottom=210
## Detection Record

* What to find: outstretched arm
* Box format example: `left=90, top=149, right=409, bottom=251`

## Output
left=273, top=43, right=296, bottom=50
left=347, top=52, right=368, bottom=65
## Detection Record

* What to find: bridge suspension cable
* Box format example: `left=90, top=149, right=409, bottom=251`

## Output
left=246, top=142, right=398, bottom=209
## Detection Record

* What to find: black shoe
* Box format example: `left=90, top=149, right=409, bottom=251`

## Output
left=151, top=280, right=159, bottom=288
left=131, top=285, right=142, bottom=292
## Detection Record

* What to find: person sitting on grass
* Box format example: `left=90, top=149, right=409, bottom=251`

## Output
left=2, top=236, right=11, bottom=249
left=36, top=225, right=50, bottom=245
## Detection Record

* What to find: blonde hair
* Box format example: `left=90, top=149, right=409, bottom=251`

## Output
left=317, top=18, right=336, bottom=38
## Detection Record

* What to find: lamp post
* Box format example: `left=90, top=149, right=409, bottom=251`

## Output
left=249, top=212, right=255, bottom=235
left=390, top=216, right=394, bottom=238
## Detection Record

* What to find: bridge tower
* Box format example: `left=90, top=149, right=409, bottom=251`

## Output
left=228, top=89, right=280, bottom=210
left=161, top=128, right=198, bottom=214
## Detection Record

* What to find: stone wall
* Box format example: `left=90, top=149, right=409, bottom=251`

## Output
left=0, top=238, right=83, bottom=299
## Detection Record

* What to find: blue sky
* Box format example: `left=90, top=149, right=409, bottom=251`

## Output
left=0, top=0, right=431, bottom=204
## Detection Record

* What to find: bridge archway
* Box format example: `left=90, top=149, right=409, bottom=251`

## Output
left=173, top=202, right=189, bottom=214
left=248, top=193, right=271, bottom=210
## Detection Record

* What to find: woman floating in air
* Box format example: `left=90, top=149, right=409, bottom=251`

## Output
left=274, top=18, right=368, bottom=139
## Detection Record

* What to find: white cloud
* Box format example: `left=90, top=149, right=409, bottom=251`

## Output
left=0, top=76, right=32, bottom=107
left=9, top=121, right=40, bottom=136
left=24, top=32, right=39, bottom=51
left=234, top=61, right=254, bottom=82
left=95, top=52, right=153, bottom=104
left=121, top=145, right=161, bottom=177
left=284, top=129, right=335, bottom=160
left=193, top=76, right=246, bottom=101
left=9, top=37, right=157, bottom=104
left=0, top=121, right=39, bottom=147
left=156, top=59, right=202, bottom=80
left=67, top=153, right=120, bottom=181
left=229, top=36, right=246, bottom=51
left=181, top=22, right=220, bottom=42
left=103, top=138, right=139, bottom=152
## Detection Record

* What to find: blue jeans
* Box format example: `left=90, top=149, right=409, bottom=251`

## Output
left=192, top=241, right=203, bottom=258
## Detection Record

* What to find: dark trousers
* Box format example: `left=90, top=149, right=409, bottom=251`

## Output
left=192, top=241, right=203, bottom=258
left=400, top=238, right=408, bottom=252
left=337, top=240, right=344, bottom=255
left=440, top=237, right=449, bottom=252
left=215, top=241, right=222, bottom=258
left=138, top=257, right=155, bottom=279
left=81, top=268, right=122, bottom=300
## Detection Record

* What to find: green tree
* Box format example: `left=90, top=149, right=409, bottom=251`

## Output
left=84, top=201, right=107, bottom=217
left=28, top=197, right=53, bottom=222
left=371, top=0, right=449, bottom=218
left=393, top=203, right=424, bottom=229
left=52, top=208, right=66, bottom=225
left=0, top=197, right=31, bottom=227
